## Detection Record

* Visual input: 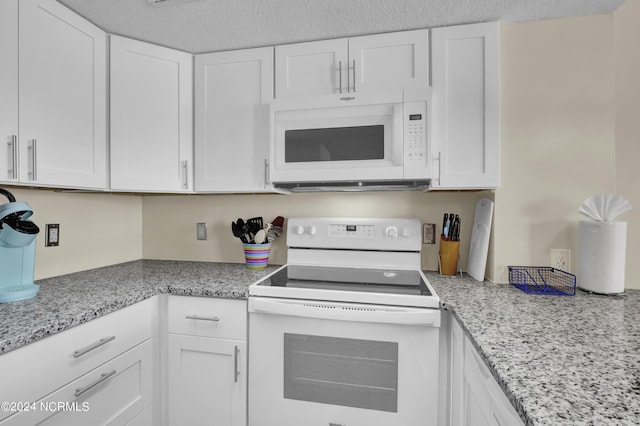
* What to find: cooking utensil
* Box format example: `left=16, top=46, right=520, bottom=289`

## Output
left=232, top=218, right=249, bottom=243
left=254, top=229, right=266, bottom=244
left=265, top=216, right=285, bottom=243
left=266, top=226, right=282, bottom=243
left=246, top=217, right=263, bottom=243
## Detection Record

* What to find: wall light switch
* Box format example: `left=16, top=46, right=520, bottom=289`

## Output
left=196, top=222, right=207, bottom=240
left=45, top=224, right=59, bottom=247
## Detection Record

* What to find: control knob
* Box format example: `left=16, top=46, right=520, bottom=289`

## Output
left=293, top=226, right=305, bottom=235
left=385, top=226, right=398, bottom=238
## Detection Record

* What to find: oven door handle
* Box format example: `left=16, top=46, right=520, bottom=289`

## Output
left=248, top=297, right=440, bottom=326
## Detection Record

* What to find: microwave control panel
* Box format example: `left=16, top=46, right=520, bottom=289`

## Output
left=404, top=101, right=430, bottom=179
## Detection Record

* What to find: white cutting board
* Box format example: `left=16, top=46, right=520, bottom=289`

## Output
left=467, top=198, right=494, bottom=281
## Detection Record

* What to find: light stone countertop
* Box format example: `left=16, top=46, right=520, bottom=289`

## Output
left=0, top=260, right=279, bottom=355
left=427, top=272, right=640, bottom=426
left=1, top=261, right=638, bottom=426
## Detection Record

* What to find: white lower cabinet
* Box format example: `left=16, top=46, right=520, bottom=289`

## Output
left=166, top=296, right=248, bottom=426
left=449, top=315, right=523, bottom=426
left=168, top=336, right=246, bottom=426
left=0, top=297, right=158, bottom=426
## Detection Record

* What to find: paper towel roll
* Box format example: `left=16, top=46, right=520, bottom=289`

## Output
left=578, top=221, right=626, bottom=294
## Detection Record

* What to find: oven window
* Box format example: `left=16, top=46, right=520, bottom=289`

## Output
left=283, top=333, right=398, bottom=412
left=284, top=125, right=384, bottom=163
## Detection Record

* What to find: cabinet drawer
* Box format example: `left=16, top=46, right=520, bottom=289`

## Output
left=167, top=296, right=247, bottom=340
left=1, top=339, right=153, bottom=426
left=0, top=296, right=156, bottom=420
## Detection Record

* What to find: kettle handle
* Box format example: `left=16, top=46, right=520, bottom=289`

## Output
left=0, top=188, right=16, bottom=203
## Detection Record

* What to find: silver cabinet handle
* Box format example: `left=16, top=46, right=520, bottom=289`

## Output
left=7, top=135, right=17, bottom=179
left=73, top=336, right=116, bottom=358
left=264, top=158, right=270, bottom=186
left=28, top=139, right=37, bottom=181
left=182, top=160, right=188, bottom=189
left=185, top=315, right=220, bottom=322
left=74, top=369, right=116, bottom=398
left=234, top=345, right=240, bottom=383
left=337, top=60, right=342, bottom=93
left=352, top=59, right=356, bottom=92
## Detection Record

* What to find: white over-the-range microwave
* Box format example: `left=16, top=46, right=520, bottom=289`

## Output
left=268, top=88, right=431, bottom=191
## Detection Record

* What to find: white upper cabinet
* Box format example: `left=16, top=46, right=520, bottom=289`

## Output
left=0, top=0, right=18, bottom=182
left=275, top=39, right=347, bottom=98
left=0, top=0, right=18, bottom=184
left=275, top=29, right=429, bottom=98
left=430, top=22, right=500, bottom=189
left=349, top=30, right=430, bottom=93
left=194, top=47, right=274, bottom=192
left=18, top=0, right=108, bottom=189
left=110, top=36, right=193, bottom=192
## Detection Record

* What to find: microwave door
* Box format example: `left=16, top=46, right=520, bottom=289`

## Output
left=272, top=104, right=404, bottom=183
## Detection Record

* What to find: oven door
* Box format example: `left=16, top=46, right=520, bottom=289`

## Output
left=269, top=92, right=404, bottom=183
left=248, top=297, right=440, bottom=426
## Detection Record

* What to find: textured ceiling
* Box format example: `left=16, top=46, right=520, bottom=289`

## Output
left=56, top=0, right=625, bottom=53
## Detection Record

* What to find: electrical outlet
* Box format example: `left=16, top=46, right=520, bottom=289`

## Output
left=550, top=249, right=571, bottom=271
left=45, top=224, right=59, bottom=247
left=196, top=223, right=207, bottom=240
left=423, top=223, right=436, bottom=244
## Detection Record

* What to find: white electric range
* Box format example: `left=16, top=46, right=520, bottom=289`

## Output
left=248, top=217, right=441, bottom=426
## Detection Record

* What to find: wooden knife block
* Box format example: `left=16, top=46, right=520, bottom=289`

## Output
left=439, top=236, right=460, bottom=276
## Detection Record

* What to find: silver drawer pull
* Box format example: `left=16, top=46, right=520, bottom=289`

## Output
left=185, top=315, right=220, bottom=322
left=74, top=369, right=116, bottom=398
left=73, top=336, right=116, bottom=358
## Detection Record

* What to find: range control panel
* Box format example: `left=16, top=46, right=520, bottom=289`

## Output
left=287, top=217, right=422, bottom=251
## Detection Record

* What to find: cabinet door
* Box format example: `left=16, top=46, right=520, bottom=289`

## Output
left=18, top=0, right=107, bottom=189
left=168, top=335, right=246, bottom=426
left=431, top=22, right=500, bottom=189
left=349, top=29, right=429, bottom=93
left=195, top=47, right=273, bottom=192
left=449, top=314, right=465, bottom=425
left=110, top=35, right=193, bottom=192
left=275, top=38, right=348, bottom=98
left=0, top=0, right=18, bottom=183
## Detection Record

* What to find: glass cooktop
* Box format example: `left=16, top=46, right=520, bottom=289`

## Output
left=257, top=265, right=433, bottom=296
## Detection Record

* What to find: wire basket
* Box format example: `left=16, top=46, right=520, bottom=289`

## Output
left=508, top=266, right=576, bottom=296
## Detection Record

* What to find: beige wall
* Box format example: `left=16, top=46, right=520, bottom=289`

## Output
left=493, top=14, right=619, bottom=283
left=614, top=0, right=640, bottom=287
left=141, top=191, right=485, bottom=272
left=2, top=187, right=143, bottom=279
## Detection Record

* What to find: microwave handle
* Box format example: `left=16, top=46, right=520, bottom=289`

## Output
left=337, top=61, right=342, bottom=94
left=249, top=297, right=440, bottom=327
